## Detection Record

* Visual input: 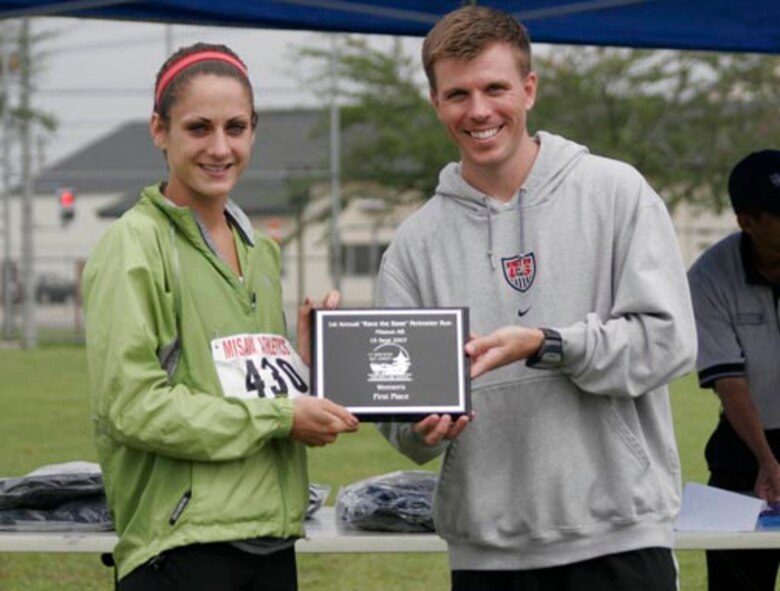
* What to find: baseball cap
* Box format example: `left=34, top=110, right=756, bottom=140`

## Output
left=728, top=150, right=780, bottom=215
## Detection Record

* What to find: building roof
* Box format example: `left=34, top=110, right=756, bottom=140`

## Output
left=33, top=108, right=333, bottom=217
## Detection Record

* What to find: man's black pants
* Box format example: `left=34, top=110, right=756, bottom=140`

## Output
left=452, top=547, right=677, bottom=591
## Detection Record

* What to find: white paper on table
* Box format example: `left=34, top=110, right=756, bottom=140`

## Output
left=674, top=482, right=764, bottom=532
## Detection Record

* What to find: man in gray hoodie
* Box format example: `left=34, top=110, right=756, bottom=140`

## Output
left=376, top=6, right=697, bottom=591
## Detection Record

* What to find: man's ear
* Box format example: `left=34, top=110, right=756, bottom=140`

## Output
left=430, top=88, right=446, bottom=124
left=736, top=212, right=757, bottom=234
left=429, top=87, right=439, bottom=109
left=523, top=71, right=538, bottom=111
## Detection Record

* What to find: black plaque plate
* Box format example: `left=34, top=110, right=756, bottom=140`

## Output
left=310, top=308, right=470, bottom=421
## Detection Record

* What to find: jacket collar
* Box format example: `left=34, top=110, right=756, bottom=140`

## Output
left=145, top=183, right=255, bottom=248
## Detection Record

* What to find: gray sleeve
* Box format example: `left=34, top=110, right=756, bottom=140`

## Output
left=374, top=246, right=448, bottom=464
left=375, top=421, right=447, bottom=465
left=688, top=262, right=745, bottom=388
left=556, top=191, right=697, bottom=397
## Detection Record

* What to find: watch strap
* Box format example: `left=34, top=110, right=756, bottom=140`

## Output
left=526, top=327, right=563, bottom=369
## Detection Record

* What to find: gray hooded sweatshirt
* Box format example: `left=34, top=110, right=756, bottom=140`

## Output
left=376, top=131, right=696, bottom=570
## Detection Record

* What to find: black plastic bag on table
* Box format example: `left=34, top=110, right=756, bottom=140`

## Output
left=0, top=462, right=112, bottom=531
left=0, top=494, right=113, bottom=532
left=336, top=470, right=437, bottom=533
left=0, top=461, right=103, bottom=510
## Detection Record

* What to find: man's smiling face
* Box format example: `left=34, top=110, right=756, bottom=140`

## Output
left=430, top=42, right=537, bottom=181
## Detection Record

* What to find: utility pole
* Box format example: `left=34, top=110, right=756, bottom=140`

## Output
left=1, top=21, right=16, bottom=339
left=19, top=18, right=36, bottom=348
left=328, top=35, right=342, bottom=291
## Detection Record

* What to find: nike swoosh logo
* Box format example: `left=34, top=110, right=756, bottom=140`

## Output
left=517, top=307, right=531, bottom=317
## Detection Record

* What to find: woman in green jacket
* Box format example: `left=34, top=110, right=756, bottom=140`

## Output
left=82, top=42, right=358, bottom=591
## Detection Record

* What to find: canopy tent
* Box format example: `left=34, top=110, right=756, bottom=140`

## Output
left=0, top=0, right=779, bottom=54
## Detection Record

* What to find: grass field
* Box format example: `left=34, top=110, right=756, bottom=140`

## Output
left=0, top=346, right=722, bottom=590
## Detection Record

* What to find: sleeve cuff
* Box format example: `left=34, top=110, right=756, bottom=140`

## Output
left=271, top=397, right=295, bottom=438
left=555, top=322, right=588, bottom=374
left=698, top=363, right=746, bottom=389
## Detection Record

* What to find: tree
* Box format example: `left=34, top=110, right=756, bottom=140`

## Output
left=1, top=20, right=58, bottom=182
left=296, top=35, right=456, bottom=205
left=532, top=47, right=780, bottom=211
left=300, top=36, right=780, bottom=212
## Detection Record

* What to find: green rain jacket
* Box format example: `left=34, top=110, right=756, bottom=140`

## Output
left=83, top=184, right=307, bottom=580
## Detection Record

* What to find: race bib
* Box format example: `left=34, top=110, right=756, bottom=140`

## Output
left=211, top=333, right=310, bottom=400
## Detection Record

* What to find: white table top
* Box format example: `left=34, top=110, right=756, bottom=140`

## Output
left=2, top=508, right=780, bottom=553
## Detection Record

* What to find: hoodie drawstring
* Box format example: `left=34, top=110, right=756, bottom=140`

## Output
left=483, top=196, right=497, bottom=270
left=517, top=189, right=525, bottom=256
left=483, top=192, right=526, bottom=270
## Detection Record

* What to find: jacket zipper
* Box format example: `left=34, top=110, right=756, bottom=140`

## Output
left=169, top=490, right=191, bottom=526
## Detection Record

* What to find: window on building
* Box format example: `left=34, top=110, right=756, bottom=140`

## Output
left=341, top=243, right=389, bottom=276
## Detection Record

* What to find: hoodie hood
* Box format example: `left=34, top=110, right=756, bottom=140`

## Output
left=435, top=131, right=589, bottom=209
left=433, top=131, right=589, bottom=268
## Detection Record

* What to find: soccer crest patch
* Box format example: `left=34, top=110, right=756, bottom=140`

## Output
left=502, top=253, right=536, bottom=292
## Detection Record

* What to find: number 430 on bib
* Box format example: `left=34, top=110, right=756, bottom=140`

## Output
left=211, top=333, right=310, bottom=400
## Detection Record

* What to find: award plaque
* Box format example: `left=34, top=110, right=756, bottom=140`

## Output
left=310, top=308, right=470, bottom=421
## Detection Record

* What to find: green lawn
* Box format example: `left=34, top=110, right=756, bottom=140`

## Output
left=0, top=347, right=721, bottom=590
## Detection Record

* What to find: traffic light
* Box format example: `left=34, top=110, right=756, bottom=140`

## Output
left=57, top=187, right=75, bottom=226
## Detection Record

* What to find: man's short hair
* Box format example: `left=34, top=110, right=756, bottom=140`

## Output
left=422, top=5, right=532, bottom=91
left=728, top=150, right=780, bottom=217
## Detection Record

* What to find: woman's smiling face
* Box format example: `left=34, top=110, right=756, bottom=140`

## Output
left=151, top=73, right=256, bottom=207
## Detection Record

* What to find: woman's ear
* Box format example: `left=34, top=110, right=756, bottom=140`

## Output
left=149, top=113, right=167, bottom=151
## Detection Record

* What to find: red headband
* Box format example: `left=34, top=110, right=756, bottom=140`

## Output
left=154, top=51, right=249, bottom=108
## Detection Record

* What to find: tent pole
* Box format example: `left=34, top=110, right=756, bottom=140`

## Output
left=328, top=35, right=341, bottom=292
left=1, top=21, right=15, bottom=339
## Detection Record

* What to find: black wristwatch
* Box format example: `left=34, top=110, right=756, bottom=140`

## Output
left=526, top=328, right=563, bottom=369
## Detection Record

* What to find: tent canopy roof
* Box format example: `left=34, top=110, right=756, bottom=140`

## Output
left=1, top=1, right=779, bottom=54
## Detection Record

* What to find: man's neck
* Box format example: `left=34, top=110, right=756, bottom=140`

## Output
left=461, top=134, right=540, bottom=202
